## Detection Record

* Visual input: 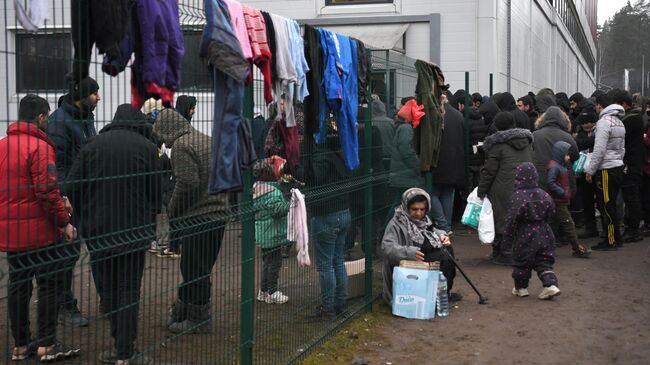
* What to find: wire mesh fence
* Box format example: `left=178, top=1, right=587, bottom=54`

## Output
left=0, top=1, right=423, bottom=364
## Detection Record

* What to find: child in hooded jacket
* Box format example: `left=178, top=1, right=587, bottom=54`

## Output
left=505, top=162, right=561, bottom=300
left=547, top=141, right=591, bottom=258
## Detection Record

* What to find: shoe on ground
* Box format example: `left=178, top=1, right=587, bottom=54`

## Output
left=157, top=248, right=181, bottom=258
left=449, top=292, right=463, bottom=302
left=12, top=341, right=37, bottom=361
left=168, top=319, right=212, bottom=334
left=305, top=306, right=336, bottom=322
left=335, top=306, right=351, bottom=317
left=257, top=290, right=269, bottom=302
left=265, top=291, right=288, bottom=304
left=115, top=351, right=153, bottom=365
left=512, top=288, right=530, bottom=297
left=148, top=241, right=161, bottom=253
left=38, top=341, right=80, bottom=362
left=572, top=244, right=592, bottom=258
left=622, top=230, right=643, bottom=243
left=98, top=349, right=118, bottom=364
left=58, top=305, right=89, bottom=327
left=591, top=243, right=618, bottom=251
left=642, top=225, right=650, bottom=237
left=538, top=285, right=561, bottom=300
left=578, top=229, right=599, bottom=239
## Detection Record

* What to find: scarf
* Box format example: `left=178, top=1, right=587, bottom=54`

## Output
left=394, top=188, right=441, bottom=248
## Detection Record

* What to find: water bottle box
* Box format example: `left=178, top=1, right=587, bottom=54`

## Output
left=399, top=260, right=440, bottom=270
left=392, top=267, right=440, bottom=320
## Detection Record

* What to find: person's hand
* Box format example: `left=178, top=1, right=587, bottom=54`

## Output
left=415, top=248, right=425, bottom=261
left=440, top=235, right=451, bottom=247
left=62, top=224, right=77, bottom=241
left=62, top=196, right=73, bottom=215
left=585, top=174, right=593, bottom=184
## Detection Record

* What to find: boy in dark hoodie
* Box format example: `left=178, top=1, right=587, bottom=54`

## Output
left=547, top=141, right=591, bottom=258
left=505, top=163, right=561, bottom=300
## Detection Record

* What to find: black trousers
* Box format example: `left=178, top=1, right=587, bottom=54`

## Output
left=423, top=247, right=456, bottom=293
left=178, top=219, right=226, bottom=306
left=595, top=167, right=624, bottom=245
left=8, top=242, right=71, bottom=347
left=512, top=239, right=558, bottom=289
left=59, top=240, right=80, bottom=309
left=621, top=172, right=643, bottom=230
left=578, top=177, right=597, bottom=230
left=91, top=249, right=145, bottom=360
left=643, top=175, right=650, bottom=225
left=260, top=247, right=283, bottom=294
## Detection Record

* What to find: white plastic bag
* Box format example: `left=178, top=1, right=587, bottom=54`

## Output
left=461, top=188, right=482, bottom=229
left=478, top=197, right=494, bottom=244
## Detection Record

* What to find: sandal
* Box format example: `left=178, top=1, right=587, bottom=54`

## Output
left=12, top=342, right=37, bottom=361
left=572, top=244, right=592, bottom=259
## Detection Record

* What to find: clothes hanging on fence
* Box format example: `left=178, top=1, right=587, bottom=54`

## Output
left=355, top=39, right=370, bottom=104
left=288, top=188, right=311, bottom=267
left=287, top=19, right=310, bottom=103
left=260, top=11, right=278, bottom=84
left=414, top=59, right=447, bottom=172
left=203, top=0, right=246, bottom=193
left=269, top=14, right=298, bottom=127
left=223, top=0, right=252, bottom=60
left=242, top=5, right=273, bottom=104
left=238, top=118, right=257, bottom=168
left=303, top=24, right=322, bottom=138
left=71, top=0, right=131, bottom=82
left=14, top=0, right=49, bottom=31
left=264, top=118, right=300, bottom=169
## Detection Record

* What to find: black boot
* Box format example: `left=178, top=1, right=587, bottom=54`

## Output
left=167, top=300, right=188, bottom=327
left=168, top=303, right=211, bottom=334
left=622, top=228, right=643, bottom=243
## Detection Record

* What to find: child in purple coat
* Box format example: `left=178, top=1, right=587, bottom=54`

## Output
left=505, top=162, right=561, bottom=300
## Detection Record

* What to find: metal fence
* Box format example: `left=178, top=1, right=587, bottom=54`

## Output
left=0, top=1, right=422, bottom=364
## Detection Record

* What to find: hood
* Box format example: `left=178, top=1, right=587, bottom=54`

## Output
left=536, top=95, right=557, bottom=114
left=175, top=95, right=197, bottom=122
left=538, top=106, right=569, bottom=131
left=152, top=109, right=193, bottom=148
left=599, top=104, right=625, bottom=119
left=551, top=141, right=571, bottom=164
left=400, top=188, right=431, bottom=213
left=514, top=162, right=539, bottom=189
left=483, top=128, right=533, bottom=153
left=494, top=92, right=517, bottom=112
left=100, top=104, right=152, bottom=139
left=372, top=99, right=388, bottom=118
left=479, top=100, right=500, bottom=126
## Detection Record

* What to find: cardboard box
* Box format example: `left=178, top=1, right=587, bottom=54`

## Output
left=345, top=259, right=365, bottom=299
left=392, top=267, right=440, bottom=320
left=399, top=260, right=440, bottom=270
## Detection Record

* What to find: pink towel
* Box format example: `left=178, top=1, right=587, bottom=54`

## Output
left=223, top=0, right=253, bottom=60
left=288, top=188, right=310, bottom=267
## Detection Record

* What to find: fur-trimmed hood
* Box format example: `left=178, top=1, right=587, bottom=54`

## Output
left=483, top=128, right=533, bottom=153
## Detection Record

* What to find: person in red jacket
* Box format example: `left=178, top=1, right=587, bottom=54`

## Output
left=0, top=95, right=79, bottom=362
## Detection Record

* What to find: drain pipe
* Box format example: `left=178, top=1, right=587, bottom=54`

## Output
left=507, top=0, right=512, bottom=92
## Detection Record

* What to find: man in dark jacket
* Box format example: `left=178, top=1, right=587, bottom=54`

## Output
left=532, top=106, right=579, bottom=189
left=175, top=95, right=197, bottom=122
left=153, top=109, right=230, bottom=334
left=494, top=92, right=530, bottom=131
left=517, top=95, right=538, bottom=131
left=574, top=108, right=600, bottom=239
left=47, top=76, right=100, bottom=327
left=611, top=89, right=645, bottom=242
left=430, top=103, right=466, bottom=233
left=465, top=99, right=489, bottom=189
left=479, top=98, right=500, bottom=135
left=66, top=104, right=162, bottom=364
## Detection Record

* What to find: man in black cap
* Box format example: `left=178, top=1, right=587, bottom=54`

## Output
left=46, top=76, right=101, bottom=327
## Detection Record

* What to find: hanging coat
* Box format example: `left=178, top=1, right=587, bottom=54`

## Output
left=414, top=60, right=446, bottom=171
left=242, top=5, right=273, bottom=104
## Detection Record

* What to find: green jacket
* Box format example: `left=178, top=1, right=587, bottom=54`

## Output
left=389, top=122, right=423, bottom=188
left=253, top=181, right=289, bottom=248
left=414, top=60, right=444, bottom=172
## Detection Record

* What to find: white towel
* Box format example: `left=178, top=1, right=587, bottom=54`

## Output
left=287, top=188, right=310, bottom=267
left=15, top=0, right=49, bottom=31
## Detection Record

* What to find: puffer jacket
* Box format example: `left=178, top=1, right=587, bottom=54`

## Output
left=586, top=104, right=626, bottom=176
left=0, top=123, right=69, bottom=252
left=477, top=128, right=533, bottom=234
left=253, top=181, right=289, bottom=249
left=547, top=141, right=575, bottom=205
left=153, top=109, right=229, bottom=219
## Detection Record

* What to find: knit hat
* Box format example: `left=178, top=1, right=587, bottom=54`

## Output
left=397, top=99, right=425, bottom=128
left=71, top=77, right=99, bottom=101
left=577, top=108, right=598, bottom=124
left=493, top=111, right=515, bottom=131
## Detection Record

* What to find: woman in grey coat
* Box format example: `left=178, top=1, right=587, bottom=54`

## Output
left=381, top=188, right=460, bottom=305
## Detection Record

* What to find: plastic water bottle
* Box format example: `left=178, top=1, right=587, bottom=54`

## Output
left=437, top=272, right=449, bottom=317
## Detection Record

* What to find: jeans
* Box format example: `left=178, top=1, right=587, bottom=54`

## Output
left=8, top=242, right=70, bottom=347
left=429, top=184, right=455, bottom=232
left=595, top=167, right=624, bottom=245
left=261, top=247, right=283, bottom=294
left=178, top=218, right=226, bottom=306
left=312, top=209, right=351, bottom=312
left=91, top=249, right=145, bottom=360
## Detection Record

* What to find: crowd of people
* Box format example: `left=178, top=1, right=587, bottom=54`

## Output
left=2, top=73, right=650, bottom=363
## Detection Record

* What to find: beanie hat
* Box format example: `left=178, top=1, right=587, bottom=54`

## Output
left=577, top=108, right=598, bottom=124
left=494, top=112, right=515, bottom=131
left=397, top=99, right=425, bottom=128
left=71, top=77, right=99, bottom=101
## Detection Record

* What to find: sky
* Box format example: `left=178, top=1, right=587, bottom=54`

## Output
left=598, top=0, right=632, bottom=25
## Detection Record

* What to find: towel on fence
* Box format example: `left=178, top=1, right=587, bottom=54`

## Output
left=288, top=188, right=310, bottom=267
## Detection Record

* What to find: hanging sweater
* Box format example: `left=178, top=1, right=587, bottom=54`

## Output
left=223, top=0, right=252, bottom=60
left=242, top=5, right=273, bottom=104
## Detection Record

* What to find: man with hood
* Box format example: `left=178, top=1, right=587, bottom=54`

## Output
left=47, top=76, right=101, bottom=327
left=610, top=89, right=645, bottom=243
left=479, top=97, right=501, bottom=135
left=477, top=112, right=534, bottom=265
left=493, top=92, right=530, bottom=131
left=175, top=95, right=197, bottom=122
left=586, top=93, right=626, bottom=250
left=532, top=106, right=579, bottom=190
left=371, top=96, right=395, bottom=170
left=153, top=109, right=230, bottom=334
left=66, top=104, right=163, bottom=365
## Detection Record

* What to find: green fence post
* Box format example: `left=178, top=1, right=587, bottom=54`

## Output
left=464, top=72, right=471, bottom=192
left=240, top=85, right=255, bottom=365
left=363, top=87, right=374, bottom=308
left=489, top=73, right=494, bottom=97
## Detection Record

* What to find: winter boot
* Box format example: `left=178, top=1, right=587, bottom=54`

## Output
left=166, top=300, right=188, bottom=327
left=168, top=303, right=212, bottom=334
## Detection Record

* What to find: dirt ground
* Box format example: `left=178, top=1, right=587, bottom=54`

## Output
left=301, top=228, right=650, bottom=365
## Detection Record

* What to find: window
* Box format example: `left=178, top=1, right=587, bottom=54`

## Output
left=180, top=30, right=212, bottom=91
left=16, top=32, right=72, bottom=93
left=326, top=0, right=392, bottom=5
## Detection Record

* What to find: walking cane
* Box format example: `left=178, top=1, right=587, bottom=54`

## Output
left=441, top=247, right=489, bottom=305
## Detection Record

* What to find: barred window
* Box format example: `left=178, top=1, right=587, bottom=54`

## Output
left=16, top=32, right=72, bottom=93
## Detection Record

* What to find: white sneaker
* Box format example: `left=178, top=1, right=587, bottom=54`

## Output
left=538, top=285, right=561, bottom=300
left=512, top=288, right=529, bottom=297
left=256, top=290, right=269, bottom=302
left=265, top=291, right=289, bottom=304
left=149, top=241, right=161, bottom=253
